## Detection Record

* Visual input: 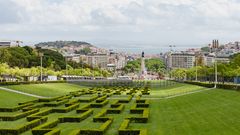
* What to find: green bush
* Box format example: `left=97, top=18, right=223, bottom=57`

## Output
left=118, top=119, right=147, bottom=135
left=32, top=120, right=59, bottom=135
left=27, top=109, right=52, bottom=121
left=68, top=120, right=113, bottom=135
left=0, top=103, right=33, bottom=112
left=96, top=95, right=107, bottom=103
left=44, top=99, right=69, bottom=107
left=184, top=81, right=214, bottom=88
left=53, top=103, right=79, bottom=113
left=91, top=100, right=109, bottom=108
left=118, top=95, right=133, bottom=103
left=59, top=109, right=93, bottom=122
left=0, top=117, right=47, bottom=135
left=78, top=95, right=98, bottom=102
left=0, top=109, right=39, bottom=121
left=107, top=104, right=124, bottom=114
left=0, top=81, right=66, bottom=86
left=38, top=96, right=64, bottom=102
left=76, top=104, right=91, bottom=113
left=128, top=108, right=149, bottom=123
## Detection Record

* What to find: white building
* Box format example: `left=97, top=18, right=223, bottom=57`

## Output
left=165, top=52, right=196, bottom=69
left=204, top=53, right=230, bottom=67
left=0, top=41, right=19, bottom=48
left=87, top=53, right=108, bottom=69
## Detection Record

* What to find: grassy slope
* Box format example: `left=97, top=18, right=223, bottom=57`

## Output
left=0, top=90, right=36, bottom=107
left=133, top=89, right=240, bottom=135
left=150, top=83, right=207, bottom=98
left=1, top=82, right=240, bottom=135
left=3, top=83, right=87, bottom=97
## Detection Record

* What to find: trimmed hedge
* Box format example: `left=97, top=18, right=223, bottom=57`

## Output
left=52, top=103, right=79, bottom=113
left=185, top=81, right=240, bottom=91
left=0, top=80, right=66, bottom=86
left=0, top=109, right=39, bottom=121
left=136, top=100, right=150, bottom=108
left=96, top=95, right=108, bottom=103
left=65, top=99, right=79, bottom=107
left=59, top=109, right=93, bottom=122
left=118, top=119, right=147, bottom=135
left=184, top=81, right=214, bottom=88
left=128, top=108, right=149, bottom=123
left=22, top=103, right=45, bottom=112
left=76, top=104, right=91, bottom=113
left=18, top=99, right=39, bottom=105
left=0, top=117, right=47, bottom=135
left=44, top=99, right=69, bottom=107
left=69, top=119, right=113, bottom=135
left=107, top=104, right=124, bottom=114
left=0, top=103, right=33, bottom=112
left=93, top=109, right=113, bottom=122
left=27, top=109, right=52, bottom=121
left=78, top=95, right=98, bottom=102
left=91, top=100, right=109, bottom=108
left=118, top=95, right=133, bottom=103
left=32, top=119, right=59, bottom=135
left=38, top=96, right=64, bottom=102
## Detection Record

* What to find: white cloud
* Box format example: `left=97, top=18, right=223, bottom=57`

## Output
left=1, top=0, right=240, bottom=52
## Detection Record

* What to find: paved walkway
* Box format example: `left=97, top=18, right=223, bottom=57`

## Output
left=0, top=87, right=48, bottom=98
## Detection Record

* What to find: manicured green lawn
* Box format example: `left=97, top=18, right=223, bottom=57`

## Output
left=1, top=82, right=240, bottom=135
left=150, top=83, right=208, bottom=98
left=0, top=90, right=36, bottom=107
left=134, top=89, right=240, bottom=135
left=3, top=83, right=87, bottom=97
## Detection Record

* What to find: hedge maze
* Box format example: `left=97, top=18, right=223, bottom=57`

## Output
left=0, top=86, right=150, bottom=135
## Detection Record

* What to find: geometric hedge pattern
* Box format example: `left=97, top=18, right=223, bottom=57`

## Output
left=0, top=86, right=150, bottom=135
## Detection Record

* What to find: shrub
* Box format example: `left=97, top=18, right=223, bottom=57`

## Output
left=27, top=109, right=52, bottom=121
left=96, top=95, right=107, bottom=103
left=59, top=109, right=93, bottom=122
left=118, top=95, right=133, bottom=103
left=78, top=95, right=98, bottom=102
left=0, top=117, right=47, bottom=135
left=44, top=99, right=69, bottom=107
left=32, top=120, right=59, bottom=135
left=0, top=103, right=33, bottom=112
left=107, top=104, right=124, bottom=114
left=91, top=100, right=109, bottom=108
left=0, top=81, right=66, bottom=86
left=118, top=119, right=147, bottom=135
left=53, top=103, right=79, bottom=113
left=0, top=109, right=39, bottom=121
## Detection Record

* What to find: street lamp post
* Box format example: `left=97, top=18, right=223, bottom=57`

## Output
left=65, top=57, right=68, bottom=79
left=214, top=58, right=217, bottom=88
left=195, top=57, right=198, bottom=81
left=39, top=53, right=44, bottom=82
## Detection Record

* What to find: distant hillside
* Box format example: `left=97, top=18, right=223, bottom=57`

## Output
left=35, top=41, right=94, bottom=48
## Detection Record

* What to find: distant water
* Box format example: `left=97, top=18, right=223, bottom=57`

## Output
left=96, top=43, right=201, bottom=54
left=24, top=41, right=201, bottom=54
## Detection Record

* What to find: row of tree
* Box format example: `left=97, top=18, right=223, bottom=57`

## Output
left=123, top=58, right=165, bottom=77
left=0, top=63, right=111, bottom=82
left=170, top=53, right=240, bottom=83
left=0, top=46, right=92, bottom=71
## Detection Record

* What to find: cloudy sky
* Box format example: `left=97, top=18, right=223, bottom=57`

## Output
left=1, top=0, right=240, bottom=53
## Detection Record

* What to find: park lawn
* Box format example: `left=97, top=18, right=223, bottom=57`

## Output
left=1, top=82, right=240, bottom=135
left=0, top=90, right=36, bottom=107
left=132, top=88, right=240, bottom=135
left=150, top=83, right=207, bottom=98
left=3, top=83, right=87, bottom=97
